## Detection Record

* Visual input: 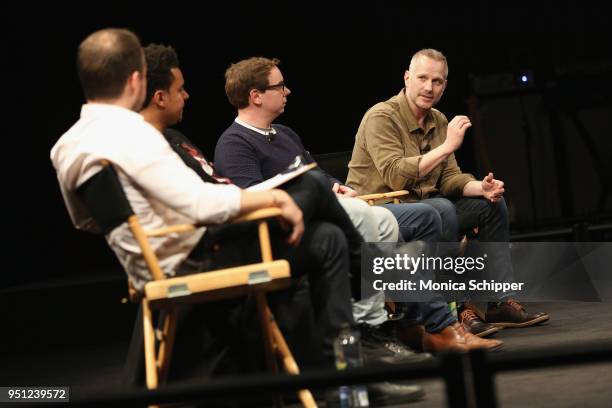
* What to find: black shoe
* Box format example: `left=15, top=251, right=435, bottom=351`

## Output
left=486, top=299, right=550, bottom=328
left=359, top=323, right=431, bottom=365
left=459, top=307, right=499, bottom=337
left=324, top=382, right=425, bottom=407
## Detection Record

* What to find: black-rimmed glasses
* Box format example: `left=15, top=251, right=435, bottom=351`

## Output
left=261, top=81, right=286, bottom=93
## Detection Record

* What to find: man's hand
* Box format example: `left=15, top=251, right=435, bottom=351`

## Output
left=442, top=115, right=472, bottom=154
left=481, top=172, right=505, bottom=203
left=332, top=182, right=358, bottom=198
left=271, top=189, right=304, bottom=246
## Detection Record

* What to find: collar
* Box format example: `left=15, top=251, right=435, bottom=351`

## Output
left=397, top=89, right=436, bottom=134
left=81, top=103, right=145, bottom=122
left=235, top=117, right=277, bottom=136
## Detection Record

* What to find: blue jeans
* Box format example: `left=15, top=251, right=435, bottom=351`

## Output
left=381, top=202, right=457, bottom=333
left=422, top=196, right=515, bottom=300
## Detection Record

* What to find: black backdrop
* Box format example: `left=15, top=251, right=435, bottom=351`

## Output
left=3, top=4, right=611, bottom=288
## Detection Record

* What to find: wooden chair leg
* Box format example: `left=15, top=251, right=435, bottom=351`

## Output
left=157, top=308, right=178, bottom=383
left=258, top=220, right=274, bottom=263
left=270, top=317, right=318, bottom=408
left=142, top=299, right=159, bottom=390
left=255, top=293, right=278, bottom=374
left=123, top=305, right=145, bottom=388
left=256, top=219, right=317, bottom=407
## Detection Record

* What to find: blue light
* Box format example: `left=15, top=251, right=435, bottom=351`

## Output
left=521, top=75, right=528, bottom=83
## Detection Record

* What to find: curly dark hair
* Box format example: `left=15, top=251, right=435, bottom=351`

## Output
left=77, top=28, right=144, bottom=101
left=143, top=43, right=180, bottom=106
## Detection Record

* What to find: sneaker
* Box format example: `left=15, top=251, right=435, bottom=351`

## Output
left=459, top=307, right=499, bottom=337
left=359, top=323, right=431, bottom=365
left=486, top=299, right=550, bottom=328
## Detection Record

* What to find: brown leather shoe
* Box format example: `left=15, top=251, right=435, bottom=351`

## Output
left=422, top=322, right=503, bottom=352
left=460, top=307, right=500, bottom=338
left=486, top=299, right=550, bottom=328
left=422, top=322, right=468, bottom=353
left=455, top=323, right=504, bottom=351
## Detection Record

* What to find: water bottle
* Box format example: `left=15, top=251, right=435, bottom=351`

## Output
left=333, top=324, right=370, bottom=407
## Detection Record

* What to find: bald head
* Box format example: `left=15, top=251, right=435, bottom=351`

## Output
left=408, top=48, right=448, bottom=79
left=77, top=28, right=144, bottom=101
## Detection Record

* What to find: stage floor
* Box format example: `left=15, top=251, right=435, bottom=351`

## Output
left=2, top=298, right=611, bottom=407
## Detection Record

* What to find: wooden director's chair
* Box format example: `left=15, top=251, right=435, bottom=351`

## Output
left=77, top=161, right=317, bottom=408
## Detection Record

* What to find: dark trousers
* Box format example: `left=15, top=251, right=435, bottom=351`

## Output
left=170, top=171, right=356, bottom=379
left=379, top=202, right=456, bottom=332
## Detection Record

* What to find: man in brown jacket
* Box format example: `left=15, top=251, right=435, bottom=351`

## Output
left=347, top=48, right=549, bottom=331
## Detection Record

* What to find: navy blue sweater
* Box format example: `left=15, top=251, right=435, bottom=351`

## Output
left=215, top=121, right=340, bottom=188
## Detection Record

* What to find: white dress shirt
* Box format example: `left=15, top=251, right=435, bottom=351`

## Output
left=51, top=103, right=241, bottom=290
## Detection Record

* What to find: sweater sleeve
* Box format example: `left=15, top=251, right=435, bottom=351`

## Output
left=214, top=132, right=265, bottom=188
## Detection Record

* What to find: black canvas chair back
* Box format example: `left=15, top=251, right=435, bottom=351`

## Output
left=77, top=162, right=133, bottom=235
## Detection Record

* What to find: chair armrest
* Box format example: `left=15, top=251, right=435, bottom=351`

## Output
left=144, top=260, right=290, bottom=308
left=146, top=224, right=197, bottom=237
left=144, top=207, right=281, bottom=237
left=357, top=190, right=410, bottom=204
left=231, top=207, right=282, bottom=223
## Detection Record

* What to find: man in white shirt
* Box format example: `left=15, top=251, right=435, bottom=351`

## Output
left=50, top=28, right=355, bottom=376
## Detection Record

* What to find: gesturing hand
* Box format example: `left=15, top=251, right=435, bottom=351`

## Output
left=482, top=172, right=505, bottom=203
left=443, top=115, right=472, bottom=154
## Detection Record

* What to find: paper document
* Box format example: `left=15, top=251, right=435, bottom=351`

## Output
left=246, top=163, right=317, bottom=192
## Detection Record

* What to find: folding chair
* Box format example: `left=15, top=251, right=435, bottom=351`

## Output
left=76, top=160, right=317, bottom=408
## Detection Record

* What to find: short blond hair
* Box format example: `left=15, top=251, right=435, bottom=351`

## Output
left=408, top=48, right=448, bottom=78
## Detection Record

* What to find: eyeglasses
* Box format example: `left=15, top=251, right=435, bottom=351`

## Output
left=261, top=81, right=286, bottom=93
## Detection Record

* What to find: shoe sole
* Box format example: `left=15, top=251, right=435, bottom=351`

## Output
left=325, top=388, right=426, bottom=407
left=371, top=388, right=426, bottom=406
left=485, top=342, right=504, bottom=352
left=475, top=326, right=500, bottom=338
left=491, top=314, right=550, bottom=328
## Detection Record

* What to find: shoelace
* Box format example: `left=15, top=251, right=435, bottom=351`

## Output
left=461, top=308, right=479, bottom=322
left=385, top=341, right=410, bottom=354
left=507, top=299, right=525, bottom=311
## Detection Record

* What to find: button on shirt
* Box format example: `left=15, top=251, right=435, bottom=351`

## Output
left=347, top=89, right=475, bottom=200
left=50, top=103, right=241, bottom=290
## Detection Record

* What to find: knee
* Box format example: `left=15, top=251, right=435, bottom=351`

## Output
left=370, top=206, right=400, bottom=242
left=428, top=198, right=460, bottom=239
left=309, top=221, right=348, bottom=257
left=411, top=203, right=443, bottom=239
left=301, top=169, right=331, bottom=193
left=431, top=198, right=459, bottom=224
left=339, top=198, right=373, bottom=229
left=491, top=197, right=509, bottom=222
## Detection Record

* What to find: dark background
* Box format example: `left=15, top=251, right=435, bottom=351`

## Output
left=3, top=4, right=611, bottom=288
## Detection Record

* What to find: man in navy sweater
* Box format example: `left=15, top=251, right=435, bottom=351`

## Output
left=140, top=44, right=441, bottom=405
left=214, top=57, right=502, bottom=354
